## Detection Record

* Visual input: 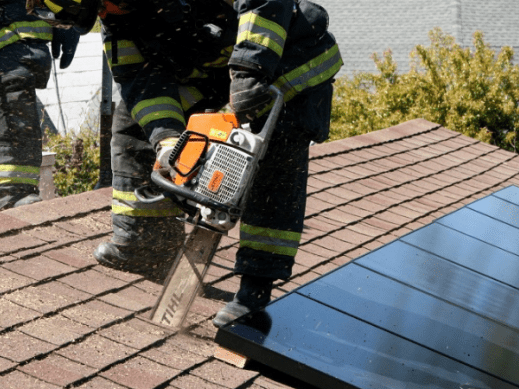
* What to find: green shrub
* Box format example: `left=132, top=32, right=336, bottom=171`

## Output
left=90, top=18, right=102, bottom=33
left=43, top=129, right=100, bottom=197
left=330, top=28, right=519, bottom=152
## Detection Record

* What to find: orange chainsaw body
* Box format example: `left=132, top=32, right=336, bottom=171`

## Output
left=173, top=113, right=239, bottom=186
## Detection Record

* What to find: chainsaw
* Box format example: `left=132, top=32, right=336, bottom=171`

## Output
left=135, top=85, right=284, bottom=329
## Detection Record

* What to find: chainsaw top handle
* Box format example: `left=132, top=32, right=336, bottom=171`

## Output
left=256, top=85, right=284, bottom=146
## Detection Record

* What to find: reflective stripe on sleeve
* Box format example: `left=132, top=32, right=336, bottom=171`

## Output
left=0, top=21, right=52, bottom=50
left=237, top=12, right=287, bottom=57
left=131, top=97, right=186, bottom=128
left=178, top=87, right=204, bottom=111
left=257, top=44, right=344, bottom=117
left=103, top=40, right=145, bottom=68
left=203, top=46, right=234, bottom=68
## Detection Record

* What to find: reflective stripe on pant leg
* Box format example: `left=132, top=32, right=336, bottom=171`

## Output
left=110, top=175, right=185, bottom=246
left=112, top=188, right=183, bottom=218
left=0, top=165, right=39, bottom=185
left=0, top=42, right=47, bottom=201
left=110, top=100, right=155, bottom=179
left=109, top=95, right=185, bottom=252
left=240, top=224, right=301, bottom=257
left=235, top=119, right=310, bottom=280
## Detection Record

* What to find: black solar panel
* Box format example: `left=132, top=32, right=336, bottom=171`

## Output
left=215, top=185, right=519, bottom=389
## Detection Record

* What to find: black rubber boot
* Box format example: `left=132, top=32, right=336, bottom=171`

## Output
left=94, top=241, right=177, bottom=281
left=14, top=194, right=42, bottom=207
left=94, top=214, right=184, bottom=282
left=0, top=184, right=41, bottom=210
left=212, top=275, right=273, bottom=328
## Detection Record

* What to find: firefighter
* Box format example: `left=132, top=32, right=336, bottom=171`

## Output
left=32, top=0, right=343, bottom=326
left=0, top=0, right=79, bottom=210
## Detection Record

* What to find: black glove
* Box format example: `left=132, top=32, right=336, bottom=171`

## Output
left=230, top=67, right=272, bottom=124
left=51, top=28, right=80, bottom=69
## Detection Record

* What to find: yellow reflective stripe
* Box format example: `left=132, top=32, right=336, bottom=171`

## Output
left=203, top=46, right=234, bottom=68
left=240, top=241, right=298, bottom=257
left=0, top=164, right=40, bottom=185
left=131, top=97, right=186, bottom=127
left=237, top=12, right=286, bottom=57
left=43, top=0, right=81, bottom=13
left=0, top=34, right=19, bottom=49
left=0, top=21, right=52, bottom=50
left=239, top=13, right=287, bottom=41
left=43, top=0, right=63, bottom=14
left=113, top=189, right=138, bottom=202
left=240, top=224, right=301, bottom=241
left=240, top=224, right=301, bottom=257
left=0, top=177, right=39, bottom=186
left=183, top=68, right=209, bottom=80
left=202, top=56, right=230, bottom=68
left=0, top=165, right=40, bottom=174
left=179, top=86, right=204, bottom=111
left=103, top=40, right=145, bottom=68
left=112, top=204, right=183, bottom=217
left=283, top=44, right=343, bottom=92
left=237, top=31, right=284, bottom=57
left=257, top=44, right=343, bottom=117
left=112, top=190, right=184, bottom=217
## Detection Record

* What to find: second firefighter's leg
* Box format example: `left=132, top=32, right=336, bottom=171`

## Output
left=0, top=42, right=51, bottom=210
left=213, top=119, right=310, bottom=327
left=93, top=101, right=185, bottom=281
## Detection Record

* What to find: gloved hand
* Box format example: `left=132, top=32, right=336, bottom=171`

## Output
left=51, top=27, right=80, bottom=69
left=154, top=137, right=179, bottom=171
left=229, top=67, right=272, bottom=124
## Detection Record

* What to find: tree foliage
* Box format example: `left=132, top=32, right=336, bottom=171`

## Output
left=330, top=28, right=519, bottom=152
left=43, top=129, right=100, bottom=196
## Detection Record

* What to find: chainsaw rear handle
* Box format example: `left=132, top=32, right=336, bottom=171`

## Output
left=134, top=186, right=165, bottom=204
left=256, top=85, right=284, bottom=147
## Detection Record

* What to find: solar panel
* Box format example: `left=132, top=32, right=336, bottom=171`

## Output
left=215, top=185, right=519, bottom=389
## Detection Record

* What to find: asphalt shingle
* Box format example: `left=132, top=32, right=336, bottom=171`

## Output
left=1, top=119, right=519, bottom=387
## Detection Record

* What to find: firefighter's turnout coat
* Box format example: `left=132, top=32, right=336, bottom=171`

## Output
left=0, top=0, right=53, bottom=208
left=102, top=0, right=343, bottom=279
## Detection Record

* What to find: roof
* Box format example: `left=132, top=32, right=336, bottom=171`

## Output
left=316, top=0, right=519, bottom=76
left=1, top=118, right=519, bottom=388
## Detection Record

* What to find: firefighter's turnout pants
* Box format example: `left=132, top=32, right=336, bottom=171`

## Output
left=110, top=79, right=333, bottom=280
left=0, top=40, right=52, bottom=209
left=102, top=0, right=340, bottom=280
